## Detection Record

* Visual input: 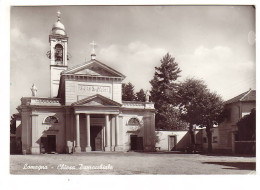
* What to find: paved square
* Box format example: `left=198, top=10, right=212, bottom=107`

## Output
left=10, top=152, right=256, bottom=175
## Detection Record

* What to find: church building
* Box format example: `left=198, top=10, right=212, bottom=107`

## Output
left=17, top=12, right=156, bottom=154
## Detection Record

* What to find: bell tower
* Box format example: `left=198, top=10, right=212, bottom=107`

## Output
left=47, top=11, right=68, bottom=98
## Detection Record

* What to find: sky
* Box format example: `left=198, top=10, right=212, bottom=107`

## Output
left=10, top=5, right=256, bottom=115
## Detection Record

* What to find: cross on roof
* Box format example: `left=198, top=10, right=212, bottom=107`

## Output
left=90, top=40, right=97, bottom=54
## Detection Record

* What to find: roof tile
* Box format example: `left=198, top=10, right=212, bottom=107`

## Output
left=225, top=89, right=256, bottom=104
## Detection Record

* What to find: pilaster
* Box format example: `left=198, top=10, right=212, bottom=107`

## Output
left=21, top=109, right=31, bottom=154
left=114, top=114, right=123, bottom=151
left=65, top=108, right=73, bottom=153
left=143, top=112, right=154, bottom=151
left=30, top=113, right=40, bottom=154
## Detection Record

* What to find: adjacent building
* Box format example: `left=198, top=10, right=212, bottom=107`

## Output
left=201, top=89, right=256, bottom=153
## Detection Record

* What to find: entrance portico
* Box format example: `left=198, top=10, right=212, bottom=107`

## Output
left=71, top=94, right=122, bottom=153
left=73, top=113, right=121, bottom=153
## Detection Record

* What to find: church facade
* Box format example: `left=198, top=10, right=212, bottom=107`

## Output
left=17, top=13, right=156, bottom=154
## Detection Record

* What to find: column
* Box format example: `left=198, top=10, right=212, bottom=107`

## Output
left=85, top=114, right=91, bottom=152
left=115, top=115, right=119, bottom=146
left=104, top=114, right=111, bottom=151
left=74, top=113, right=81, bottom=153
left=30, top=114, right=40, bottom=154
left=102, top=126, right=105, bottom=150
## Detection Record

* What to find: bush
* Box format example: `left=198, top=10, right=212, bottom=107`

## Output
left=237, top=108, right=255, bottom=141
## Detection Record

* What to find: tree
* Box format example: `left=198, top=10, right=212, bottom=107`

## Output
left=135, top=89, right=146, bottom=102
left=161, top=104, right=188, bottom=130
left=122, top=82, right=136, bottom=101
left=177, top=78, right=224, bottom=153
left=150, top=53, right=183, bottom=130
left=10, top=114, right=16, bottom=134
left=237, top=108, right=255, bottom=141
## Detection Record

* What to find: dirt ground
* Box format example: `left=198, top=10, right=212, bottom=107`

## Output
left=10, top=152, right=256, bottom=175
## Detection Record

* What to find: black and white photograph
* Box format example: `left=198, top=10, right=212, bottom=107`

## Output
left=2, top=2, right=259, bottom=189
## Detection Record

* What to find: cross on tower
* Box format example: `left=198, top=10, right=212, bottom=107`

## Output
left=57, top=10, right=61, bottom=21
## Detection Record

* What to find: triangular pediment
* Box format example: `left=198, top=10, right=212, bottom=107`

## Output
left=62, top=59, right=125, bottom=78
left=71, top=94, right=122, bottom=107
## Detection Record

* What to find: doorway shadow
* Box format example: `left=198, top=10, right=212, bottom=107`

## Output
left=202, top=161, right=256, bottom=170
left=134, top=151, right=186, bottom=154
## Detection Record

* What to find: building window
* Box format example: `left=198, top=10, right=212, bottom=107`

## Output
left=44, top=116, right=58, bottom=124
left=213, top=136, right=218, bottom=143
left=203, top=137, right=207, bottom=143
left=242, top=112, right=250, bottom=117
left=128, top=118, right=140, bottom=126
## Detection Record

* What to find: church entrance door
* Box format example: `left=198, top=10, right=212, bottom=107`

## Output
left=47, top=135, right=56, bottom=153
left=90, top=126, right=103, bottom=151
left=40, top=135, right=56, bottom=153
left=169, top=135, right=177, bottom=151
left=130, top=135, right=143, bottom=151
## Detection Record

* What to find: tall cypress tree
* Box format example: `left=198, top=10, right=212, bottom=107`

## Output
left=135, top=89, right=146, bottom=102
left=150, top=53, right=183, bottom=130
left=122, top=82, right=136, bottom=101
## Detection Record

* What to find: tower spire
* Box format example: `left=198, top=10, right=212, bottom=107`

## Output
left=57, top=10, right=61, bottom=21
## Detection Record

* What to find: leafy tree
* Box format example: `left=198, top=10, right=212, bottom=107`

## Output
left=150, top=53, right=183, bottom=130
left=122, top=82, right=136, bottom=101
left=135, top=89, right=146, bottom=102
left=237, top=108, right=255, bottom=141
left=160, top=104, right=188, bottom=130
left=177, top=78, right=224, bottom=153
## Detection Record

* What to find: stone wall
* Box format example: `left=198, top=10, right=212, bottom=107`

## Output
left=156, top=131, right=189, bottom=151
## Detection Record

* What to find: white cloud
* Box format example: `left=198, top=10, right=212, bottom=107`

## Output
left=11, top=28, right=24, bottom=39
left=177, top=45, right=255, bottom=100
left=194, top=46, right=232, bottom=59
left=28, top=37, right=45, bottom=48
left=11, top=28, right=45, bottom=50
left=99, top=41, right=167, bottom=91
left=11, top=27, right=47, bottom=65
